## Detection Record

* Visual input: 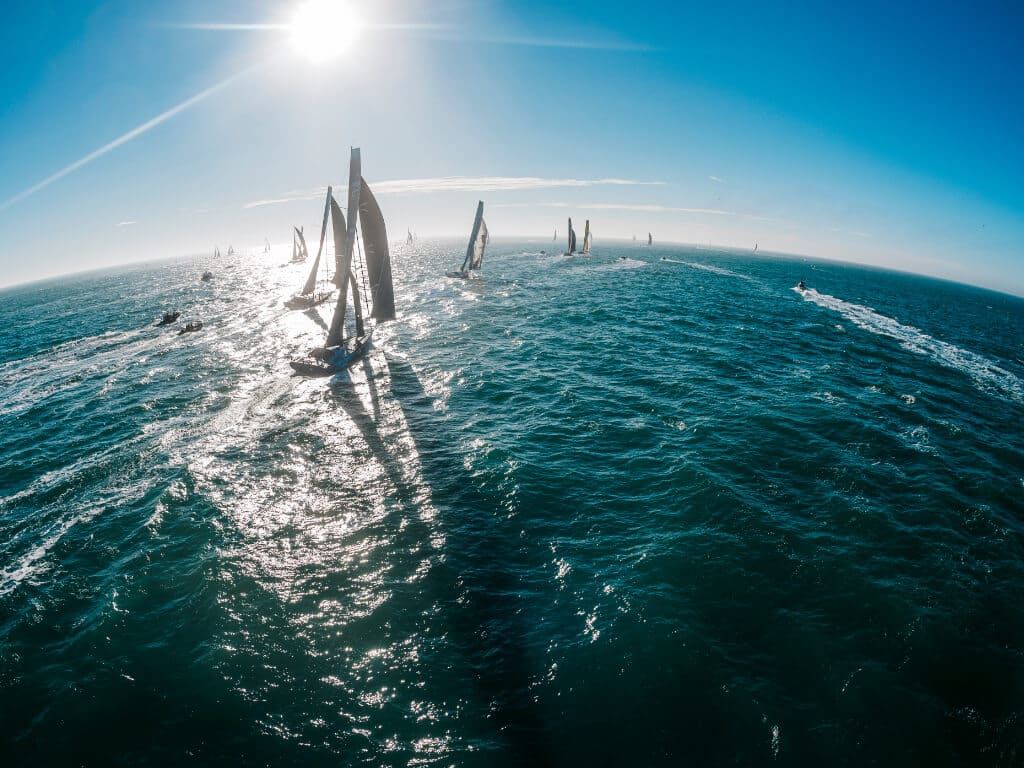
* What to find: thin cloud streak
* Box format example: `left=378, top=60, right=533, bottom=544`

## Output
left=164, top=22, right=448, bottom=31
left=115, top=221, right=137, bottom=227
left=1, top=66, right=259, bottom=212
left=709, top=175, right=723, bottom=182
left=243, top=177, right=664, bottom=209
left=495, top=202, right=737, bottom=216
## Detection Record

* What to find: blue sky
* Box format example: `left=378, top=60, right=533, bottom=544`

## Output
left=1, top=0, right=1022, bottom=294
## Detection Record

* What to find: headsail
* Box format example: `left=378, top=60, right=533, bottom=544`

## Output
left=301, top=187, right=334, bottom=296
left=582, top=220, right=591, bottom=253
left=460, top=200, right=487, bottom=273
left=358, top=177, right=396, bottom=322
left=326, top=149, right=362, bottom=348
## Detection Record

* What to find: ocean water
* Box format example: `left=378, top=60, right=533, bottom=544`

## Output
left=1, top=242, right=1022, bottom=766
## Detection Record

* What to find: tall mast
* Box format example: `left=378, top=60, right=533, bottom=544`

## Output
left=326, top=148, right=362, bottom=348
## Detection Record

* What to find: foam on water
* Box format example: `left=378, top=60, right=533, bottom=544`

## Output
left=797, top=286, right=1024, bottom=402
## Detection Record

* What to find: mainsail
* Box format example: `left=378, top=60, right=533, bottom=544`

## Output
left=567, top=218, right=577, bottom=254
left=582, top=220, right=592, bottom=253
left=459, top=201, right=487, bottom=273
left=296, top=226, right=309, bottom=261
left=648, top=232, right=653, bottom=246
left=359, top=177, right=396, bottom=321
left=326, top=149, right=362, bottom=348
left=301, top=187, right=334, bottom=296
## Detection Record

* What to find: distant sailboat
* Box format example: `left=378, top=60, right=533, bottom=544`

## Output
left=632, top=233, right=637, bottom=243
left=564, top=218, right=577, bottom=256
left=553, top=228, right=558, bottom=242
left=227, top=245, right=235, bottom=256
left=446, top=201, right=488, bottom=279
left=213, top=245, right=220, bottom=259
left=286, top=188, right=336, bottom=309
left=647, top=233, right=653, bottom=246
left=290, top=148, right=396, bottom=376
left=407, top=228, right=414, bottom=245
left=264, top=238, right=271, bottom=254
left=753, top=242, right=758, bottom=253
left=581, top=220, right=592, bottom=254
left=291, top=226, right=309, bottom=263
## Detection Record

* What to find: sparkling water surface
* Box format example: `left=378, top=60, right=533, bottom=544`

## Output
left=1, top=242, right=1022, bottom=766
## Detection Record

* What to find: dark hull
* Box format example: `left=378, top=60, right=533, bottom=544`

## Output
left=284, top=293, right=332, bottom=309
left=290, top=332, right=372, bottom=377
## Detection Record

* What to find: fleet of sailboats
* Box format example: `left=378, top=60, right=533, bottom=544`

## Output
left=290, top=148, right=396, bottom=376
left=446, top=201, right=488, bottom=279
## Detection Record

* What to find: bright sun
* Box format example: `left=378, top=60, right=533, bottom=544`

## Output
left=290, top=0, right=361, bottom=63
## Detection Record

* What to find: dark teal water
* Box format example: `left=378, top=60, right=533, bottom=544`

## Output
left=1, top=243, right=1023, bottom=766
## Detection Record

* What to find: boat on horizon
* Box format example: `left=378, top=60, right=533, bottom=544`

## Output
left=290, top=148, right=396, bottom=377
left=446, top=201, right=488, bottom=279
left=291, top=227, right=309, bottom=263
left=647, top=232, right=653, bottom=246
left=564, top=218, right=577, bottom=256
left=580, top=220, right=592, bottom=255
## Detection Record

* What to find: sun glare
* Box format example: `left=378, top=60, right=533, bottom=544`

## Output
left=290, top=0, right=361, bottom=63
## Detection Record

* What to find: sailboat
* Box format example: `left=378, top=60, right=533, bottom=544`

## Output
left=564, top=218, right=577, bottom=256
left=290, top=148, right=396, bottom=376
left=647, top=232, right=653, bottom=246
left=264, top=238, right=271, bottom=254
left=753, top=242, right=758, bottom=253
left=632, top=233, right=637, bottom=243
left=407, top=228, right=414, bottom=245
left=291, top=226, right=309, bottom=263
left=553, top=228, right=558, bottom=242
left=213, top=245, right=220, bottom=259
left=446, top=201, right=488, bottom=279
left=580, top=220, right=592, bottom=254
left=285, top=189, right=336, bottom=309
left=227, top=245, right=235, bottom=256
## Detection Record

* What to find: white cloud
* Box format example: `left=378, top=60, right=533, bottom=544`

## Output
left=115, top=220, right=136, bottom=227
left=495, top=201, right=737, bottom=216
left=709, top=175, right=723, bottom=183
left=243, top=177, right=664, bottom=209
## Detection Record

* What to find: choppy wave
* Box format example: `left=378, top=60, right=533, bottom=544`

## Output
left=1, top=244, right=1022, bottom=766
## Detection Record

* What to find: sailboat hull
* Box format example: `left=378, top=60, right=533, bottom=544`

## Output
left=290, top=332, right=373, bottom=376
left=284, top=291, right=334, bottom=310
left=445, top=270, right=470, bottom=279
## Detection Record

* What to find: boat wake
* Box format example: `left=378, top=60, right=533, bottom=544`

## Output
left=661, top=259, right=752, bottom=279
left=796, top=287, right=1024, bottom=402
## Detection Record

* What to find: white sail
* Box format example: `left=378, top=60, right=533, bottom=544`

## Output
left=460, top=201, right=487, bottom=272
left=326, top=148, right=362, bottom=348
left=582, top=220, right=591, bottom=253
